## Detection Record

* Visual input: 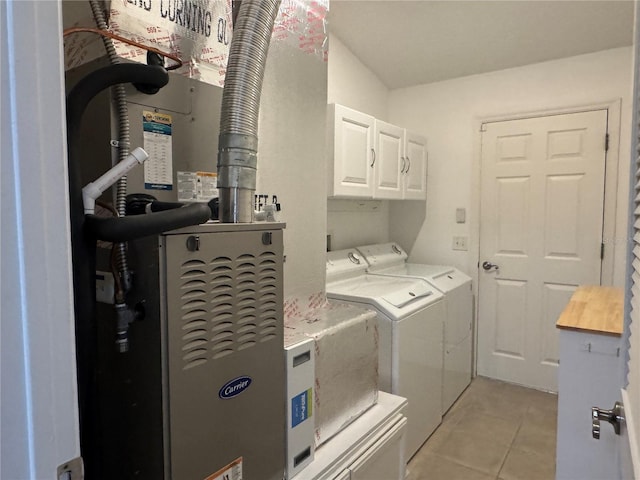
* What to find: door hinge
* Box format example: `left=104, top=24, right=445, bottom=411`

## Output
left=605, top=133, right=610, bottom=152
left=57, top=457, right=83, bottom=479
left=601, top=242, right=605, bottom=260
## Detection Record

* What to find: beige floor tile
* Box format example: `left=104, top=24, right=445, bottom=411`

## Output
left=524, top=393, right=558, bottom=431
left=464, top=389, right=530, bottom=422
left=442, top=398, right=471, bottom=427
left=407, top=451, right=496, bottom=480
left=418, top=421, right=455, bottom=454
left=524, top=391, right=558, bottom=412
left=522, top=387, right=557, bottom=406
left=499, top=447, right=556, bottom=480
left=432, top=428, right=511, bottom=475
left=446, top=388, right=476, bottom=416
left=469, top=376, right=506, bottom=392
left=412, top=377, right=558, bottom=480
left=511, top=419, right=557, bottom=459
left=499, top=381, right=536, bottom=397
left=498, top=382, right=547, bottom=405
left=454, top=410, right=520, bottom=444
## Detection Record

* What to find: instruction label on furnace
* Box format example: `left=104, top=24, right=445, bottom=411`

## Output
left=291, top=388, right=313, bottom=428
left=205, top=456, right=242, bottom=480
left=177, top=171, right=218, bottom=202
left=143, top=111, right=173, bottom=190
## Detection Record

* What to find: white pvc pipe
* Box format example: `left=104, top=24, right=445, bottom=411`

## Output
left=82, top=147, right=148, bottom=214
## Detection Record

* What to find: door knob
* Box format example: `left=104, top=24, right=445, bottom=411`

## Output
left=592, top=401, right=624, bottom=439
left=482, top=261, right=499, bottom=271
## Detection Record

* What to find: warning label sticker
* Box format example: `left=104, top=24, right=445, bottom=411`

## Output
left=205, top=457, right=242, bottom=480
left=177, top=171, right=218, bottom=202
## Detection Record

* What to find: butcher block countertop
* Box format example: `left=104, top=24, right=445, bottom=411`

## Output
left=556, top=285, right=624, bottom=336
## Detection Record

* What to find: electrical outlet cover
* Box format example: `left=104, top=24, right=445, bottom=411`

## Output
left=452, top=236, right=468, bottom=251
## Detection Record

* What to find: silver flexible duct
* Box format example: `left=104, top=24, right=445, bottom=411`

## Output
left=89, top=0, right=132, bottom=291
left=218, top=0, right=281, bottom=223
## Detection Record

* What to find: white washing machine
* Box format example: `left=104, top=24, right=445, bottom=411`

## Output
left=325, top=249, right=444, bottom=459
left=356, top=243, right=473, bottom=414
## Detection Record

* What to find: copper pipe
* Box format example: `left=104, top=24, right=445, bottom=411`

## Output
left=63, top=26, right=183, bottom=70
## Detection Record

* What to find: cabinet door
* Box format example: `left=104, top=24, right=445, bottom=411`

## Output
left=330, top=104, right=375, bottom=198
left=348, top=417, right=407, bottom=480
left=403, top=131, right=428, bottom=200
left=374, top=120, right=404, bottom=199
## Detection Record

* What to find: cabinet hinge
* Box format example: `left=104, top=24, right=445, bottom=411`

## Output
left=601, top=242, right=605, bottom=260
left=605, top=133, right=610, bottom=152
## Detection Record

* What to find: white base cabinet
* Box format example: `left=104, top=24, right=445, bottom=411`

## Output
left=348, top=418, right=407, bottom=480
left=556, top=329, right=623, bottom=480
left=294, top=392, right=407, bottom=480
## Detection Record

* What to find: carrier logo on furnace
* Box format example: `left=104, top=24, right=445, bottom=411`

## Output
left=219, top=376, right=252, bottom=399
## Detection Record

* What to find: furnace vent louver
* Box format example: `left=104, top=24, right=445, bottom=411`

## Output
left=178, top=250, right=280, bottom=370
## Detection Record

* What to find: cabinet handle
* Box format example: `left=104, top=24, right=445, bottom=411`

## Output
left=405, top=156, right=411, bottom=173
left=400, top=157, right=406, bottom=173
left=370, top=148, right=376, bottom=168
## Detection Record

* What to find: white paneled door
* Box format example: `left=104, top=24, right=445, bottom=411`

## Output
left=477, top=110, right=608, bottom=392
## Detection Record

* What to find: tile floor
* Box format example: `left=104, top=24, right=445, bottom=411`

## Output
left=406, top=376, right=558, bottom=480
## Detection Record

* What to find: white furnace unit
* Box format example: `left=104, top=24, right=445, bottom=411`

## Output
left=94, top=223, right=287, bottom=479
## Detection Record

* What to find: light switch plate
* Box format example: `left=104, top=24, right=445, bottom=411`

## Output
left=456, top=208, right=466, bottom=224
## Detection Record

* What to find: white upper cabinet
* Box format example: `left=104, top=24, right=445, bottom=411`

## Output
left=374, top=121, right=404, bottom=199
left=328, top=104, right=375, bottom=198
left=328, top=104, right=427, bottom=200
left=403, top=131, right=428, bottom=200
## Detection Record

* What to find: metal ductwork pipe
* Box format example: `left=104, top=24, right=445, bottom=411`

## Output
left=217, top=0, right=281, bottom=223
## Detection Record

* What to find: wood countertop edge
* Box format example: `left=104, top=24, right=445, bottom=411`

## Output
left=555, top=285, right=624, bottom=336
left=555, top=324, right=622, bottom=336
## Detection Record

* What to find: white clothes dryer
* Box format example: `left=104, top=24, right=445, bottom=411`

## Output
left=326, top=249, right=444, bottom=459
left=356, top=243, right=473, bottom=414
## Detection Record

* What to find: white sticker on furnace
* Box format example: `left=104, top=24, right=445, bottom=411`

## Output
left=177, top=171, right=218, bottom=202
left=143, top=111, right=173, bottom=191
left=204, top=456, right=242, bottom=480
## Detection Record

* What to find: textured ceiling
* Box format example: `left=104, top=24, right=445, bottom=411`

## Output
left=329, top=1, right=634, bottom=89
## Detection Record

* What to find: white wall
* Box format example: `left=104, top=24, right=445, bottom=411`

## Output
left=1, top=1, right=80, bottom=477
left=328, top=33, right=389, bottom=120
left=257, top=32, right=329, bottom=313
left=327, top=33, right=392, bottom=250
left=327, top=200, right=390, bottom=251
left=389, top=47, right=633, bottom=286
